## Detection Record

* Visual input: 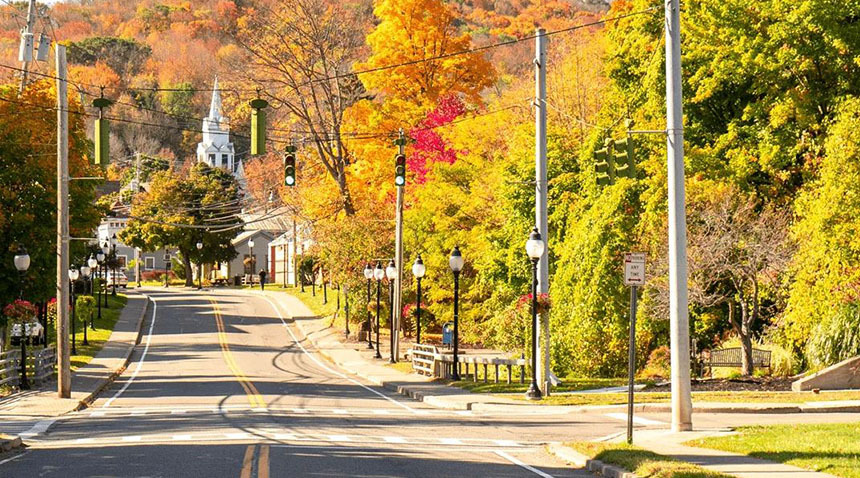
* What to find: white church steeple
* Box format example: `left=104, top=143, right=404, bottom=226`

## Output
left=197, top=77, right=241, bottom=179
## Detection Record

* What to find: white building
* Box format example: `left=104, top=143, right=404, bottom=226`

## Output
left=196, top=77, right=242, bottom=181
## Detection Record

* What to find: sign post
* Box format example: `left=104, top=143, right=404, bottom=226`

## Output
left=624, top=252, right=646, bottom=444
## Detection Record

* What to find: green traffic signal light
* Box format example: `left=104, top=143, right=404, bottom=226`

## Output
left=394, top=153, right=406, bottom=186
left=284, top=153, right=296, bottom=186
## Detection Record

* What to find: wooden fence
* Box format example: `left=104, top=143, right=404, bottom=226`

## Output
left=0, top=347, right=56, bottom=390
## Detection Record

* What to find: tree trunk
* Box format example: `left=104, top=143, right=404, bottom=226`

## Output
left=738, top=301, right=754, bottom=376
left=182, top=252, right=194, bottom=287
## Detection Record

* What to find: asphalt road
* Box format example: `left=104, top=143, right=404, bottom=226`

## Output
left=0, top=289, right=605, bottom=477
left=4, top=288, right=855, bottom=477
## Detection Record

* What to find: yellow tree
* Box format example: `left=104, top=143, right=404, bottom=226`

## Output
left=357, top=0, right=496, bottom=119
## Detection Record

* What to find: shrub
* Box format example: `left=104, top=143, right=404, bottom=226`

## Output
left=638, top=346, right=670, bottom=380
left=806, top=303, right=860, bottom=369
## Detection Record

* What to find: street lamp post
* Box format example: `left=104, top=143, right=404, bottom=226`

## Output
left=163, top=248, right=170, bottom=288
left=110, top=234, right=117, bottom=297
left=300, top=245, right=305, bottom=293
left=248, top=239, right=255, bottom=287
left=363, top=264, right=374, bottom=349
left=449, top=246, right=463, bottom=381
left=196, top=241, right=203, bottom=290
left=525, top=228, right=545, bottom=400
left=373, top=262, right=384, bottom=359
left=13, top=246, right=31, bottom=389
left=95, top=252, right=104, bottom=321
left=386, top=259, right=397, bottom=363
left=102, top=242, right=110, bottom=307
left=412, top=255, right=425, bottom=344
left=69, top=267, right=79, bottom=355
left=80, top=265, right=91, bottom=346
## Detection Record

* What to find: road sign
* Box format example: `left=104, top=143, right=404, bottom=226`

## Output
left=624, top=253, right=646, bottom=286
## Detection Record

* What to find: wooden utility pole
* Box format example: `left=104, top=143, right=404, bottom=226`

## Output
left=56, top=43, right=70, bottom=398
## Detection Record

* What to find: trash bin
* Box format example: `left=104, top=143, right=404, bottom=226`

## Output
left=442, top=321, right=454, bottom=348
left=233, top=275, right=241, bottom=286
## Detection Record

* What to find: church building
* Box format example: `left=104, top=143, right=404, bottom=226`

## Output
left=196, top=78, right=242, bottom=181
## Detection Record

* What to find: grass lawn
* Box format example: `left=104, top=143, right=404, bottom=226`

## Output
left=52, top=294, right=128, bottom=371
left=689, top=423, right=860, bottom=478
left=568, top=442, right=730, bottom=478
left=504, top=390, right=860, bottom=406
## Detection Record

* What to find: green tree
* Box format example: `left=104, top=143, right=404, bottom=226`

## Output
left=120, top=163, right=242, bottom=286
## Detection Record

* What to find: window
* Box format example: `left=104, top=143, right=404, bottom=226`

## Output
left=208, top=153, right=215, bottom=164
left=117, top=255, right=127, bottom=269
left=145, top=257, right=154, bottom=270
left=221, top=154, right=228, bottom=167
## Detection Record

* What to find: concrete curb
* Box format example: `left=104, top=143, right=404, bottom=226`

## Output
left=546, top=444, right=638, bottom=478
left=0, top=434, right=23, bottom=453
left=72, top=294, right=150, bottom=412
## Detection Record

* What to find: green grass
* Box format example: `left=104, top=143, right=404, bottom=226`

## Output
left=504, top=390, right=860, bottom=406
left=386, top=361, right=414, bottom=374
left=568, top=442, right=730, bottom=478
left=689, top=423, right=860, bottom=478
left=49, top=294, right=128, bottom=371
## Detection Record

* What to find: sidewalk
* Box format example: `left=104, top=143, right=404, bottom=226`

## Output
left=0, top=290, right=149, bottom=419
left=626, top=428, right=841, bottom=478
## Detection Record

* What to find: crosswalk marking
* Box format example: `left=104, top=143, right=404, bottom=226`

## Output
left=172, top=435, right=192, bottom=441
left=384, top=436, right=406, bottom=443
left=439, top=438, right=462, bottom=445
left=122, top=436, right=142, bottom=442
left=327, top=435, right=351, bottom=442
left=604, top=412, right=665, bottom=426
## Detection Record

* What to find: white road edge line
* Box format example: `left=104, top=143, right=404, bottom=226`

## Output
left=495, top=450, right=556, bottom=478
left=259, top=294, right=418, bottom=414
left=0, top=450, right=30, bottom=466
left=104, top=297, right=157, bottom=408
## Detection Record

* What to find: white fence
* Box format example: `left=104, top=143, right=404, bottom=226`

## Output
left=0, top=347, right=56, bottom=389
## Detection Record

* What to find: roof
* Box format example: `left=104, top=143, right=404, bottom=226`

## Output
left=231, top=229, right=275, bottom=246
left=270, top=232, right=292, bottom=247
left=239, top=206, right=292, bottom=233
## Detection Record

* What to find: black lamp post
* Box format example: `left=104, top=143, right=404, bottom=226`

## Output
left=525, top=228, right=545, bottom=400
left=13, top=246, right=31, bottom=389
left=412, top=255, right=425, bottom=344
left=373, top=261, right=384, bottom=359
left=110, top=234, right=117, bottom=297
left=95, top=252, right=104, bottom=321
left=69, top=267, right=79, bottom=355
left=249, top=238, right=256, bottom=287
left=363, top=264, right=374, bottom=349
left=300, top=245, right=306, bottom=293
left=386, top=259, right=397, bottom=363
left=80, top=265, right=91, bottom=346
left=449, top=246, right=463, bottom=381
left=196, top=241, right=204, bottom=290
left=102, top=242, right=110, bottom=307
left=163, top=248, right=170, bottom=288
left=344, top=282, right=350, bottom=338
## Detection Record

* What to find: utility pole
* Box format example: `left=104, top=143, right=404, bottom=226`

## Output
left=134, top=153, right=141, bottom=287
left=18, top=0, right=36, bottom=93
left=534, top=28, right=551, bottom=396
left=56, top=43, right=71, bottom=398
left=292, top=217, right=298, bottom=287
left=665, top=0, right=693, bottom=432
left=392, top=129, right=406, bottom=362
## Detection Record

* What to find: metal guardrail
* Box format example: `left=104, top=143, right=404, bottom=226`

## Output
left=409, top=346, right=528, bottom=384
left=0, top=347, right=56, bottom=390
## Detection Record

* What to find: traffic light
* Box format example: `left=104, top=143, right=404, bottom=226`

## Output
left=394, top=153, right=406, bottom=186
left=284, top=151, right=296, bottom=187
left=595, top=138, right=615, bottom=186
left=613, top=137, right=635, bottom=179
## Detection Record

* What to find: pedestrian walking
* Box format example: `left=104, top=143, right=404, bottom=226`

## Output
left=259, top=269, right=267, bottom=291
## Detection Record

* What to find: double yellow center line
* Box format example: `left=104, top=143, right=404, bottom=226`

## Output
left=210, top=298, right=266, bottom=408
left=240, top=444, right=270, bottom=478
